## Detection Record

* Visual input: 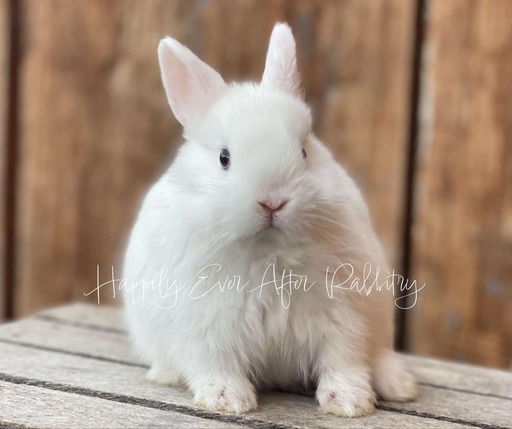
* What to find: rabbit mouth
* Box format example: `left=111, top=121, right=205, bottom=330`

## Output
left=261, top=211, right=287, bottom=231
left=263, top=214, right=278, bottom=228
left=256, top=217, right=282, bottom=234
left=254, top=217, right=293, bottom=246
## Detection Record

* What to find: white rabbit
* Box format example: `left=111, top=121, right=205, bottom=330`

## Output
left=122, top=23, right=416, bottom=417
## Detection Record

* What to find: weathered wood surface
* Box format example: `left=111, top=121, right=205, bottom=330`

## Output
left=409, top=0, right=512, bottom=368
left=14, top=0, right=190, bottom=316
left=0, top=304, right=511, bottom=428
left=306, top=0, right=414, bottom=271
left=0, top=0, right=9, bottom=320
left=13, top=0, right=414, bottom=318
left=1, top=381, right=243, bottom=429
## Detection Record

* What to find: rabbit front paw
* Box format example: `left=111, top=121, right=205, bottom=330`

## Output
left=317, top=371, right=376, bottom=417
left=194, top=378, right=257, bottom=414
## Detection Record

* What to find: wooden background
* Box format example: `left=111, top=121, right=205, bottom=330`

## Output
left=0, top=0, right=510, bottom=369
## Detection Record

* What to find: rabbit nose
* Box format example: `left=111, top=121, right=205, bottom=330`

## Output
left=258, top=199, right=288, bottom=213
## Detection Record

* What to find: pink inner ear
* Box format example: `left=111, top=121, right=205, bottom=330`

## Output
left=159, top=38, right=227, bottom=128
left=163, top=57, right=192, bottom=126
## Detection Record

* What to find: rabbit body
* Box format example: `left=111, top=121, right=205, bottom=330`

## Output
left=123, top=24, right=416, bottom=417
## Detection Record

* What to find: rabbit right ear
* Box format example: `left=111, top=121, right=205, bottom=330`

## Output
left=262, top=23, right=303, bottom=99
left=158, top=37, right=227, bottom=127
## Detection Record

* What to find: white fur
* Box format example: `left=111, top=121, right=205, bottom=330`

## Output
left=158, top=37, right=227, bottom=127
left=123, top=23, right=416, bottom=417
left=262, top=23, right=303, bottom=99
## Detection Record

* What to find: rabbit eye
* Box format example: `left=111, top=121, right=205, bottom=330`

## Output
left=220, top=148, right=231, bottom=170
left=302, top=148, right=307, bottom=159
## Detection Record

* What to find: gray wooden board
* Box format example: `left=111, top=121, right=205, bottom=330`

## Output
left=407, top=354, right=512, bottom=400
left=0, top=317, right=142, bottom=366
left=38, top=303, right=126, bottom=333
left=0, top=303, right=510, bottom=428
left=6, top=315, right=512, bottom=401
left=0, top=380, right=244, bottom=428
left=0, top=342, right=472, bottom=429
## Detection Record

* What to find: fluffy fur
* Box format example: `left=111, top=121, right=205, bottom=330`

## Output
left=123, top=23, right=416, bottom=417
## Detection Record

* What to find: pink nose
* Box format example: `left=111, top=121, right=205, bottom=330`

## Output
left=258, top=199, right=288, bottom=213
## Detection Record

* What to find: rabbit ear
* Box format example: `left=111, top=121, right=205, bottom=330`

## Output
left=158, top=37, right=227, bottom=127
left=261, top=23, right=303, bottom=99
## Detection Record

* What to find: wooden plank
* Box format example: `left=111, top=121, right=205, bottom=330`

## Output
left=0, top=380, right=244, bottom=429
left=407, top=355, right=512, bottom=400
left=15, top=0, right=414, bottom=317
left=409, top=0, right=512, bottom=368
left=0, top=342, right=477, bottom=429
left=386, top=386, right=512, bottom=428
left=290, top=0, right=415, bottom=270
left=14, top=0, right=195, bottom=316
left=1, top=311, right=511, bottom=428
left=37, top=304, right=512, bottom=398
left=0, top=0, right=8, bottom=320
left=39, top=302, right=126, bottom=332
left=0, top=317, right=140, bottom=366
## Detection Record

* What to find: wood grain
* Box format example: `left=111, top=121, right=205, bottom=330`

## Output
left=39, top=301, right=125, bottom=331
left=0, top=344, right=479, bottom=429
left=293, top=0, right=415, bottom=270
left=0, top=0, right=8, bottom=321
left=1, top=380, right=245, bottom=429
left=14, top=0, right=414, bottom=317
left=408, top=0, right=512, bottom=368
left=15, top=0, right=193, bottom=315
left=1, top=304, right=511, bottom=428
left=10, top=306, right=512, bottom=398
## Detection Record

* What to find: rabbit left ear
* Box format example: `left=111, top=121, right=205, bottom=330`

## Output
left=158, top=37, right=227, bottom=128
left=261, top=23, right=303, bottom=99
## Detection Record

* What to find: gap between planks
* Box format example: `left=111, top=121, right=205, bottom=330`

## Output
left=0, top=339, right=480, bottom=428
left=0, top=304, right=510, bottom=429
